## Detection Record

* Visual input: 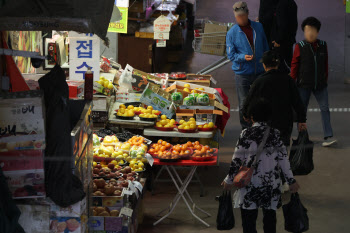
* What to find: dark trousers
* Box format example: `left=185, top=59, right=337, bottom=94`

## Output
left=241, top=208, right=277, bottom=233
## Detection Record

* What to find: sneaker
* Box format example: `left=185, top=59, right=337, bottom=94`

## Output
left=322, top=138, right=337, bottom=147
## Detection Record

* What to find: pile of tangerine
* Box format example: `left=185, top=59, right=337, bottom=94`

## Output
left=170, top=143, right=192, bottom=158
left=148, top=140, right=172, bottom=157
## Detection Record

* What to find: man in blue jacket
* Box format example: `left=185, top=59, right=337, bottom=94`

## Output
left=227, top=1, right=269, bottom=129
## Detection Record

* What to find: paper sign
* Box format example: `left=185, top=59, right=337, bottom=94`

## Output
left=133, top=181, right=143, bottom=193
left=347, top=0, right=350, bottom=13
left=154, top=15, right=171, bottom=32
left=145, top=153, right=154, bottom=166
left=108, top=7, right=128, bottom=33
left=116, top=0, right=129, bottom=7
left=69, top=32, right=100, bottom=81
left=154, top=32, right=170, bottom=40
left=156, top=40, right=166, bottom=47
left=119, top=207, right=133, bottom=217
left=122, top=188, right=133, bottom=196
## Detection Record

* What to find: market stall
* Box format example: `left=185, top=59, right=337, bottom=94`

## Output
left=0, top=1, right=232, bottom=231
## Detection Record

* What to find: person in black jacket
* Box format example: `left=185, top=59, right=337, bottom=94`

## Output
left=258, top=0, right=280, bottom=46
left=271, top=0, right=298, bottom=73
left=243, top=50, right=307, bottom=146
left=291, top=17, right=337, bottom=147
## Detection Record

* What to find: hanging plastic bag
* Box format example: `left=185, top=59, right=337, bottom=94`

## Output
left=119, top=64, right=134, bottom=92
left=283, top=193, right=309, bottom=232
left=216, top=190, right=235, bottom=230
left=289, top=130, right=314, bottom=176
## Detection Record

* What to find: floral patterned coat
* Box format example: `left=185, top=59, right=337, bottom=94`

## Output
left=225, top=122, right=296, bottom=210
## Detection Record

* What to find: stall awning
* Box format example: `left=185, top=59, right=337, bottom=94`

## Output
left=0, top=0, right=115, bottom=43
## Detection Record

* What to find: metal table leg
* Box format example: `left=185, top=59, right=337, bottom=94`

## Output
left=170, top=166, right=211, bottom=217
left=153, top=166, right=210, bottom=227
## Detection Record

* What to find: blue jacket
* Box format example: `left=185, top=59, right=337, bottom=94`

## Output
left=226, top=20, right=269, bottom=75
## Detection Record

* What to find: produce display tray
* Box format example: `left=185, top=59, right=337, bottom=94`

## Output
left=153, top=156, right=218, bottom=166
left=143, top=128, right=214, bottom=139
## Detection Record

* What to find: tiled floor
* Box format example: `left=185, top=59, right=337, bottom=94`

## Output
left=139, top=1, right=350, bottom=232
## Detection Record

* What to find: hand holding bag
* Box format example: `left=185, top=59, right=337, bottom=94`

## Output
left=233, top=127, right=270, bottom=188
left=216, top=190, right=235, bottom=230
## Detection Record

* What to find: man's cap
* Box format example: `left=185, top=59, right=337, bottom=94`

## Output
left=233, top=1, right=249, bottom=16
left=260, top=50, right=280, bottom=67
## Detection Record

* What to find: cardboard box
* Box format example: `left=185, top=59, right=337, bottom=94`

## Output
left=115, top=92, right=142, bottom=103
left=0, top=150, right=44, bottom=171
left=200, top=22, right=228, bottom=56
left=50, top=216, right=87, bottom=233
left=167, top=81, right=223, bottom=103
left=4, top=169, right=45, bottom=199
left=166, top=84, right=216, bottom=101
left=0, top=91, right=45, bottom=148
left=67, top=80, right=84, bottom=99
left=131, top=69, right=162, bottom=93
left=140, top=83, right=176, bottom=119
left=50, top=197, right=87, bottom=218
left=175, top=109, right=195, bottom=123
left=89, top=216, right=124, bottom=232
left=92, top=196, right=124, bottom=208
left=195, top=109, right=223, bottom=125
left=18, top=204, right=50, bottom=233
left=168, top=79, right=211, bottom=87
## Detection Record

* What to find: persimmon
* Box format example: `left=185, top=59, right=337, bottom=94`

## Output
left=158, top=139, right=163, bottom=144
left=194, top=141, right=200, bottom=145
left=165, top=143, right=171, bottom=148
left=160, top=146, right=166, bottom=151
left=149, top=149, right=155, bottom=153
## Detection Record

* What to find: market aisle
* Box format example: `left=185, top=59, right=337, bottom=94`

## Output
left=139, top=1, right=350, bottom=232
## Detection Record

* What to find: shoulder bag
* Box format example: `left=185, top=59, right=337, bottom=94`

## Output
left=233, top=127, right=271, bottom=188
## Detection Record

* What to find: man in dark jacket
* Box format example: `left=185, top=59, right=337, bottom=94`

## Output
left=259, top=0, right=279, bottom=46
left=243, top=50, right=307, bottom=146
left=271, top=0, right=298, bottom=73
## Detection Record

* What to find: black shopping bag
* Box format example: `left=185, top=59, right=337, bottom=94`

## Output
left=283, top=193, right=309, bottom=232
left=290, top=130, right=314, bottom=175
left=216, top=190, right=235, bottom=230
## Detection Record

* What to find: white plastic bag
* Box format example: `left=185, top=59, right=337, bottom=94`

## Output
left=119, top=64, right=134, bottom=92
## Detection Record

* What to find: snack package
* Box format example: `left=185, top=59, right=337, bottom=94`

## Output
left=183, top=96, right=195, bottom=106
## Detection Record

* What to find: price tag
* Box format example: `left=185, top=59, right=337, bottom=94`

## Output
left=128, top=180, right=139, bottom=199
left=122, top=188, right=133, bottom=196
left=210, top=77, right=218, bottom=85
left=119, top=207, right=133, bottom=217
left=145, top=153, right=154, bottom=166
left=133, top=181, right=143, bottom=193
left=156, top=40, right=166, bottom=47
left=154, top=32, right=170, bottom=40
left=154, top=15, right=171, bottom=33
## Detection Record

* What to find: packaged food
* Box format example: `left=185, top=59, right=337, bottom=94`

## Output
left=196, top=93, right=210, bottom=106
left=183, top=96, right=195, bottom=106
left=171, top=92, right=183, bottom=105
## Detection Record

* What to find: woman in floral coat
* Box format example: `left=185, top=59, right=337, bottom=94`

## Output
left=222, top=98, right=299, bottom=233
